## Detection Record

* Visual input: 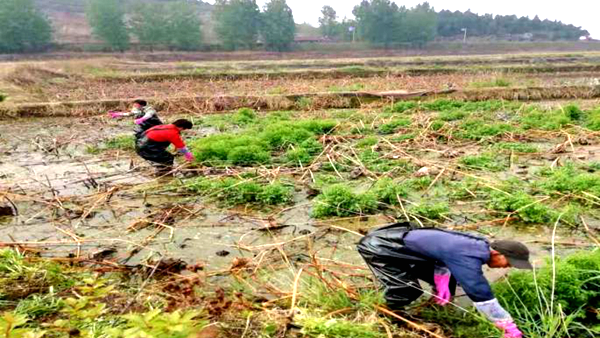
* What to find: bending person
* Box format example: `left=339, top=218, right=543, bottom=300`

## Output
left=136, top=119, right=195, bottom=175
left=358, top=223, right=531, bottom=338
left=109, top=99, right=163, bottom=139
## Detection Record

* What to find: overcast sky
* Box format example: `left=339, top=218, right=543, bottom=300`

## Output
left=205, top=0, right=598, bottom=38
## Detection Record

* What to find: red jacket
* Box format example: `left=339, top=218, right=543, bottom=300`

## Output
left=145, top=124, right=186, bottom=149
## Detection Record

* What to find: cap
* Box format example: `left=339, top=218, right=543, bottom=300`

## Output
left=491, top=240, right=533, bottom=270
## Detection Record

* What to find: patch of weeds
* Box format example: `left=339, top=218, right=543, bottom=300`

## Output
left=297, top=97, right=313, bottom=109
left=371, top=178, right=409, bottom=205
left=339, top=66, right=370, bottom=75
left=422, top=99, right=465, bottom=111
left=430, top=120, right=446, bottom=131
left=359, top=150, right=396, bottom=173
left=184, top=177, right=293, bottom=207
left=406, top=176, right=433, bottom=190
left=386, top=101, right=418, bottom=114
left=488, top=191, right=557, bottom=224
left=15, top=293, right=64, bottom=319
left=233, top=108, right=257, bottom=125
left=460, top=153, right=507, bottom=171
left=312, top=184, right=378, bottom=218
left=520, top=107, right=573, bottom=131
left=227, top=145, right=271, bottom=166
left=494, top=250, right=600, bottom=338
left=469, top=78, right=512, bottom=88
left=562, top=104, right=584, bottom=121
left=419, top=306, right=496, bottom=338
left=456, top=119, right=514, bottom=140
left=390, top=133, right=416, bottom=142
left=190, top=134, right=270, bottom=166
left=587, top=161, right=600, bottom=172
left=356, top=136, right=379, bottom=148
left=438, top=110, right=467, bottom=121
left=109, top=309, right=208, bottom=337
left=104, top=134, right=135, bottom=151
left=378, top=118, right=411, bottom=134
left=539, top=163, right=600, bottom=197
left=285, top=147, right=312, bottom=166
left=585, top=106, right=600, bottom=131
left=410, top=201, right=449, bottom=219
left=494, top=142, right=539, bottom=153
left=0, top=93, right=6, bottom=102
left=328, top=83, right=365, bottom=92
left=300, top=278, right=383, bottom=313
left=299, top=316, right=384, bottom=338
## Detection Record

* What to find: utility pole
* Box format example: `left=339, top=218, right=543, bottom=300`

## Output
left=461, top=28, right=468, bottom=43
left=349, top=26, right=356, bottom=43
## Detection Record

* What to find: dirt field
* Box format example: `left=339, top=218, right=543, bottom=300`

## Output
left=0, top=50, right=599, bottom=338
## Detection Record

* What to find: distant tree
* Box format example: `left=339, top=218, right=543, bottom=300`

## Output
left=214, top=0, right=261, bottom=50
left=261, top=0, right=295, bottom=51
left=319, top=5, right=338, bottom=38
left=0, top=0, right=52, bottom=53
left=166, top=1, right=203, bottom=50
left=86, top=0, right=129, bottom=51
left=130, top=2, right=170, bottom=47
left=403, top=2, right=437, bottom=47
left=353, top=0, right=405, bottom=47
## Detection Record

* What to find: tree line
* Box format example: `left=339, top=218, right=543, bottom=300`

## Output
left=0, top=0, right=591, bottom=54
left=320, top=1, right=589, bottom=46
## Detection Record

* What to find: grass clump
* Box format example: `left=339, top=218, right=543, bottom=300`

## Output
left=378, top=118, right=411, bottom=134
left=233, top=108, right=257, bottom=125
left=371, top=178, right=409, bottom=205
left=299, top=316, right=384, bottom=338
left=494, top=142, right=539, bottom=153
left=460, top=153, right=507, bottom=171
left=438, top=110, right=467, bottom=121
left=494, top=250, right=600, bottom=338
left=184, top=177, right=293, bottom=207
left=470, top=78, right=512, bottom=88
left=422, top=99, right=465, bottom=111
left=312, top=184, right=378, bottom=218
left=456, top=119, right=514, bottom=140
left=386, top=101, right=417, bottom=114
left=190, top=134, right=270, bottom=166
left=539, top=164, right=600, bottom=197
left=356, top=136, right=379, bottom=148
left=488, top=191, right=557, bottom=224
left=410, top=201, right=449, bottom=219
left=585, top=107, right=600, bottom=131
left=520, top=107, right=574, bottom=131
left=105, top=134, right=135, bottom=151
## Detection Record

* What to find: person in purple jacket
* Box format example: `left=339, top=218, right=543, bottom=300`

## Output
left=358, top=223, right=532, bottom=338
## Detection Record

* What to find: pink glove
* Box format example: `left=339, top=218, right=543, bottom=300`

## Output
left=184, top=152, right=194, bottom=162
left=109, top=111, right=122, bottom=118
left=134, top=117, right=146, bottom=125
left=433, top=274, right=451, bottom=305
left=495, top=320, right=523, bottom=338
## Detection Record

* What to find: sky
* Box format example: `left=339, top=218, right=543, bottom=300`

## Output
left=205, top=0, right=598, bottom=38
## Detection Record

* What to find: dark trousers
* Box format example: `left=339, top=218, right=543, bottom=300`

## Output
left=135, top=137, right=174, bottom=173
left=357, top=223, right=457, bottom=308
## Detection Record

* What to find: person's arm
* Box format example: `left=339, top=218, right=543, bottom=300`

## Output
left=134, top=107, right=157, bottom=125
left=109, top=107, right=139, bottom=118
left=169, top=131, right=194, bottom=162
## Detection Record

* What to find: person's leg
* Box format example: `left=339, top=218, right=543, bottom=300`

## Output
left=137, top=148, right=175, bottom=175
left=358, top=231, right=429, bottom=309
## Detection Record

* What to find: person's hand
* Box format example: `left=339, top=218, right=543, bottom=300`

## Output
left=184, top=152, right=194, bottom=162
left=109, top=111, right=122, bottom=118
left=134, top=117, right=146, bottom=125
left=495, top=320, right=523, bottom=338
left=433, top=274, right=451, bottom=305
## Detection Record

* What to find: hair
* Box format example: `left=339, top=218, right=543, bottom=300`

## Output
left=133, top=99, right=147, bottom=107
left=172, top=119, right=193, bottom=130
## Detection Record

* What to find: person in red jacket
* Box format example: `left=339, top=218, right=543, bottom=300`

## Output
left=136, top=119, right=195, bottom=175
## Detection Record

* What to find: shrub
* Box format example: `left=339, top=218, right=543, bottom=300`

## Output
left=378, top=118, right=411, bottom=134
left=312, top=184, right=378, bottom=218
